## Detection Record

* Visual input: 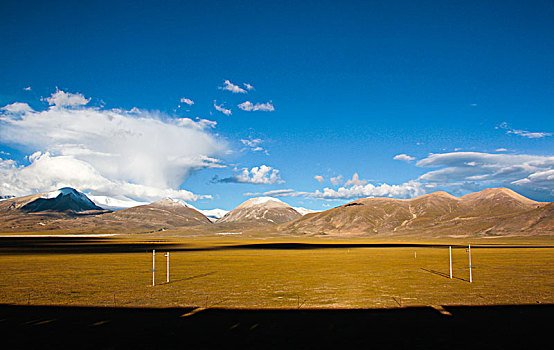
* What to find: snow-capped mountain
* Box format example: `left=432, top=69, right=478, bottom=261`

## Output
left=21, top=187, right=105, bottom=213
left=217, top=197, right=301, bottom=226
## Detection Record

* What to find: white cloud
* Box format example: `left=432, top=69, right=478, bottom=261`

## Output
left=244, top=189, right=295, bottom=196
left=394, top=154, right=416, bottom=162
left=176, top=117, right=217, bottom=130
left=219, top=80, right=247, bottom=94
left=416, top=151, right=554, bottom=195
left=308, top=180, right=427, bottom=200
left=180, top=97, right=194, bottom=106
left=344, top=173, right=367, bottom=186
left=314, top=175, right=324, bottom=183
left=24, top=86, right=31, bottom=91
left=252, top=151, right=554, bottom=201
left=330, top=175, right=343, bottom=186
left=0, top=92, right=227, bottom=202
left=498, top=122, right=551, bottom=139
left=217, top=165, right=284, bottom=185
left=214, top=101, right=231, bottom=116
left=252, top=181, right=428, bottom=200
left=496, top=148, right=508, bottom=152
left=45, top=89, right=90, bottom=107
left=240, top=138, right=268, bottom=154
left=243, top=83, right=254, bottom=91
left=1, top=102, right=34, bottom=114
left=238, top=101, right=275, bottom=112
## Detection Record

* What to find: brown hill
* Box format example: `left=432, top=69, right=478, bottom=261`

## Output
left=68, top=198, right=212, bottom=233
left=278, top=188, right=549, bottom=237
left=217, top=197, right=301, bottom=227
left=0, top=195, right=212, bottom=234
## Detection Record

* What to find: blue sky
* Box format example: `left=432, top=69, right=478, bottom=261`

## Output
left=1, top=0, right=553, bottom=210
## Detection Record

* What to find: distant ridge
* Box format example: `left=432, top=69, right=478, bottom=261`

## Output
left=0, top=188, right=551, bottom=237
left=278, top=188, right=549, bottom=237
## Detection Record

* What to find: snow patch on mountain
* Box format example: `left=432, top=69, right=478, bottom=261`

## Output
left=89, top=195, right=149, bottom=211
left=293, top=207, right=320, bottom=215
left=201, top=208, right=229, bottom=221
left=236, top=197, right=289, bottom=209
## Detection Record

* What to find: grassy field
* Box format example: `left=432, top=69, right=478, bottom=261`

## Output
left=0, top=236, right=552, bottom=309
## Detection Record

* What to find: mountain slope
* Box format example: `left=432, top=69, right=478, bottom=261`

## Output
left=485, top=202, right=553, bottom=236
left=0, top=187, right=105, bottom=214
left=279, top=188, right=548, bottom=236
left=76, top=198, right=212, bottom=232
left=217, top=197, right=301, bottom=226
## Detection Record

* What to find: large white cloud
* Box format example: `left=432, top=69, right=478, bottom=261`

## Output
left=417, top=151, right=554, bottom=196
left=0, top=90, right=227, bottom=202
left=1, top=102, right=34, bottom=114
left=258, top=151, right=554, bottom=201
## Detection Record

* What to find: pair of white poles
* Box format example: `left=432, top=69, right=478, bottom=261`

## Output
left=152, top=250, right=170, bottom=286
left=449, top=245, right=472, bottom=283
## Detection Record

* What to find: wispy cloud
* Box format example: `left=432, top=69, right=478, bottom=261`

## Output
left=416, top=151, right=554, bottom=196
left=238, top=101, right=275, bottom=112
left=394, top=154, right=416, bottom=162
left=215, top=165, right=284, bottom=185
left=0, top=90, right=227, bottom=202
left=496, top=148, right=508, bottom=152
left=497, top=122, right=551, bottom=139
left=219, top=80, right=247, bottom=94
left=214, top=101, right=231, bottom=116
left=23, top=86, right=31, bottom=91
left=180, top=97, right=194, bottom=106
left=344, top=173, right=367, bottom=186
left=314, top=175, right=324, bottom=183
left=330, top=175, right=343, bottom=186
left=244, top=189, right=295, bottom=196
left=240, top=138, right=268, bottom=155
left=243, top=83, right=254, bottom=91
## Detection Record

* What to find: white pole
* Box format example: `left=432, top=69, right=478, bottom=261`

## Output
left=469, top=244, right=472, bottom=283
left=166, top=252, right=170, bottom=283
left=414, top=251, right=416, bottom=259
left=152, top=250, right=156, bottom=286
left=449, top=246, right=452, bottom=279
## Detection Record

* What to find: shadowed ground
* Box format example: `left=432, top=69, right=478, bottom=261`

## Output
left=0, top=304, right=551, bottom=349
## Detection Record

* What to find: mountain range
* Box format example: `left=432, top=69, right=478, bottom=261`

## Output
left=0, top=187, right=551, bottom=237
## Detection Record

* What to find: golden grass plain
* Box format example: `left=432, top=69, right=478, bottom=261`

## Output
left=0, top=235, right=552, bottom=309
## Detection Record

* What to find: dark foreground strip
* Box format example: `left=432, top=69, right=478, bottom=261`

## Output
left=0, top=237, right=552, bottom=255
left=0, top=304, right=551, bottom=349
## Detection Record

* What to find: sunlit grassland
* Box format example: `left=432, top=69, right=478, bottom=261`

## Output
left=0, top=236, right=552, bottom=309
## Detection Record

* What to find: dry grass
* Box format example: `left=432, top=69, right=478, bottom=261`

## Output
left=0, top=236, right=552, bottom=309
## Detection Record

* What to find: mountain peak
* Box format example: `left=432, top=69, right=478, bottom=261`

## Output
left=218, top=197, right=301, bottom=225
left=461, top=187, right=538, bottom=204
left=235, top=197, right=290, bottom=209
left=415, top=191, right=459, bottom=200
left=24, top=187, right=105, bottom=213
left=154, top=197, right=196, bottom=209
